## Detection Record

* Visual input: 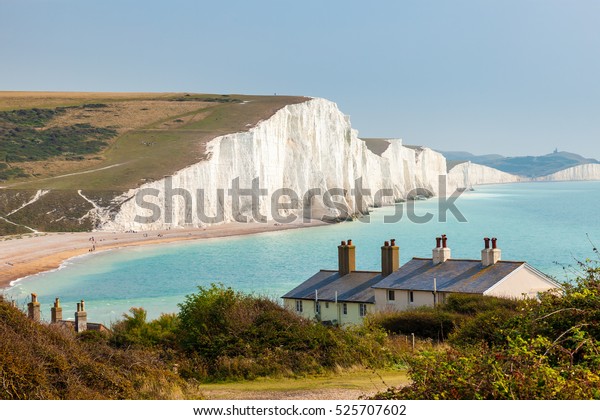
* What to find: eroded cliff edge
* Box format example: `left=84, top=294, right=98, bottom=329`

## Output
left=102, top=98, right=449, bottom=230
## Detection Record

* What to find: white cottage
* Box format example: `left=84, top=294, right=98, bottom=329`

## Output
left=282, top=240, right=380, bottom=325
left=283, top=236, right=561, bottom=325
left=373, top=236, right=561, bottom=311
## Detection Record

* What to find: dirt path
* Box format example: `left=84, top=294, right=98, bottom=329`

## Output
left=199, top=370, right=408, bottom=400
left=201, top=388, right=369, bottom=400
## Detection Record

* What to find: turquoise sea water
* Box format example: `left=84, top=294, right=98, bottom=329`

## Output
left=5, top=181, right=600, bottom=325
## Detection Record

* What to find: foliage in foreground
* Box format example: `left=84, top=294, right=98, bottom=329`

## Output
left=374, top=258, right=600, bottom=399
left=112, top=284, right=401, bottom=382
left=0, top=300, right=201, bottom=400
left=367, top=293, right=520, bottom=342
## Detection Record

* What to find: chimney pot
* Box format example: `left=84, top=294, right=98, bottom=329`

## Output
left=433, top=235, right=451, bottom=264
left=27, top=293, right=41, bottom=321
left=484, top=237, right=490, bottom=249
left=382, top=238, right=399, bottom=277
left=51, top=297, right=62, bottom=323
left=338, top=239, right=356, bottom=275
left=482, top=237, right=501, bottom=266
left=75, top=299, right=87, bottom=333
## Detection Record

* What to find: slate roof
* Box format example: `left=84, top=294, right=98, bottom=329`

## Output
left=282, top=270, right=381, bottom=303
left=372, top=257, right=528, bottom=294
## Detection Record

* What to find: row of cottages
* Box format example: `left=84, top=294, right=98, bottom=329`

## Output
left=282, top=236, right=561, bottom=325
left=2, top=293, right=110, bottom=332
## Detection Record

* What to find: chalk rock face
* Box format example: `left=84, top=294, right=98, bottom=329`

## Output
left=447, top=162, right=521, bottom=190
left=100, top=98, right=449, bottom=231
left=535, top=163, right=600, bottom=182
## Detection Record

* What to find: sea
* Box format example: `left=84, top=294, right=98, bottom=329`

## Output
left=4, top=181, right=600, bottom=325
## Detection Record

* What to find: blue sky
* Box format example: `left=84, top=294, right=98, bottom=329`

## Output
left=1, top=0, right=599, bottom=158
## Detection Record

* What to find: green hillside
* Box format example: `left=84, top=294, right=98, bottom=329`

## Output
left=0, top=92, right=307, bottom=234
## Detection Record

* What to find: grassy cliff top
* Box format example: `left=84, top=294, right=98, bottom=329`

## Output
left=0, top=92, right=308, bottom=191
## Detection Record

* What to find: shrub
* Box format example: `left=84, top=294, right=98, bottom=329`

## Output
left=442, top=293, right=519, bottom=315
left=448, top=307, right=520, bottom=347
left=0, top=300, right=200, bottom=399
left=176, top=284, right=399, bottom=380
left=374, top=255, right=600, bottom=400
left=111, top=308, right=179, bottom=349
left=368, top=308, right=463, bottom=341
left=373, top=336, right=600, bottom=400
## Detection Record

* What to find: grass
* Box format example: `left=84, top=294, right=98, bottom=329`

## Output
left=2, top=93, right=307, bottom=191
left=200, top=369, right=409, bottom=399
left=0, top=92, right=308, bottom=234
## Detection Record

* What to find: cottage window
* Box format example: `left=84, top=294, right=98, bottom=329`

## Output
left=325, top=302, right=329, bottom=309
left=388, top=290, right=395, bottom=301
left=315, top=302, right=321, bottom=314
left=343, top=303, right=348, bottom=315
left=295, top=300, right=303, bottom=312
left=359, top=303, right=368, bottom=317
left=409, top=291, right=414, bottom=303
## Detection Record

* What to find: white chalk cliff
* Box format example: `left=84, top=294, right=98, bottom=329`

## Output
left=99, top=98, right=518, bottom=231
left=101, top=99, right=450, bottom=230
left=448, top=162, right=521, bottom=191
left=535, top=163, right=600, bottom=182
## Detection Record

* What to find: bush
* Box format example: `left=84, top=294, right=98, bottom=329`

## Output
left=442, top=293, right=519, bottom=315
left=448, top=307, right=520, bottom=347
left=0, top=300, right=200, bottom=399
left=111, top=308, right=179, bottom=349
left=176, top=284, right=398, bottom=380
left=368, top=308, right=463, bottom=341
left=374, top=255, right=600, bottom=400
left=374, top=337, right=600, bottom=399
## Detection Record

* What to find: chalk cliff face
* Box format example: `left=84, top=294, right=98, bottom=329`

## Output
left=101, top=98, right=449, bottom=231
left=448, top=162, right=521, bottom=190
left=534, top=163, right=600, bottom=182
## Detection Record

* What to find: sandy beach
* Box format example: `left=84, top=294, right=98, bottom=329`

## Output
left=0, top=221, right=325, bottom=289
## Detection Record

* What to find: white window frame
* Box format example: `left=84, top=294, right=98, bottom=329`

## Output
left=388, top=290, right=395, bottom=301
left=342, top=303, right=348, bottom=315
left=295, top=300, right=303, bottom=312
left=359, top=303, right=368, bottom=317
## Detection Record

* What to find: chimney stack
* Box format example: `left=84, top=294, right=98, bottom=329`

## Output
left=75, top=300, right=87, bottom=333
left=432, top=235, right=451, bottom=264
left=482, top=237, right=501, bottom=266
left=51, top=297, right=62, bottom=324
left=338, top=239, right=356, bottom=276
left=381, top=239, right=400, bottom=277
left=27, top=293, right=41, bottom=321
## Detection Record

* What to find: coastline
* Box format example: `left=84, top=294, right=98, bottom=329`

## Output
left=0, top=220, right=326, bottom=289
